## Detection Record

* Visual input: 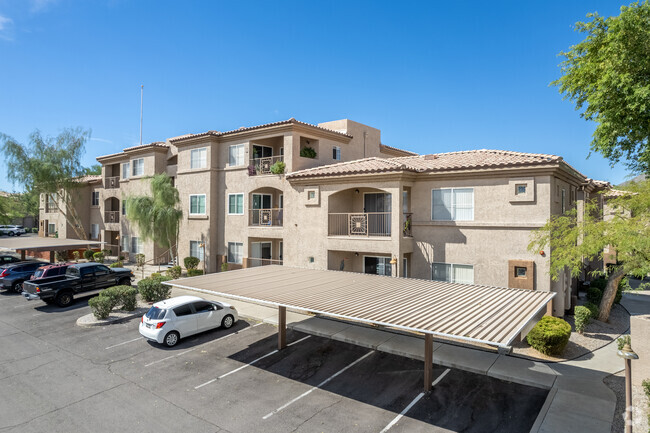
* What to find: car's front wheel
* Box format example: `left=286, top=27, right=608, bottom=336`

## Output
left=118, top=278, right=131, bottom=286
left=11, top=281, right=23, bottom=293
left=8, top=232, right=14, bottom=237
left=163, top=331, right=180, bottom=347
left=222, top=315, right=234, bottom=329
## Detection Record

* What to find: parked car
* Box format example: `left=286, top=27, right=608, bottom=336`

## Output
left=0, top=225, right=26, bottom=236
left=22, top=262, right=134, bottom=307
left=0, top=254, right=22, bottom=265
left=0, top=261, right=49, bottom=293
left=30, top=262, right=72, bottom=281
left=139, top=296, right=238, bottom=347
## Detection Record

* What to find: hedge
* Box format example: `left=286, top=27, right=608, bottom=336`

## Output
left=574, top=306, right=591, bottom=334
left=109, top=261, right=123, bottom=268
left=187, top=269, right=204, bottom=277
left=586, top=287, right=603, bottom=305
left=184, top=256, right=200, bottom=271
left=526, top=316, right=572, bottom=356
left=166, top=265, right=182, bottom=279
left=584, top=302, right=600, bottom=319
left=93, top=251, right=105, bottom=264
left=138, top=275, right=172, bottom=302
left=88, top=297, right=113, bottom=320
left=83, top=249, right=95, bottom=261
left=88, top=285, right=137, bottom=319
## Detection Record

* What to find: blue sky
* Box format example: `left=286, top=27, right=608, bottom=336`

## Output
left=0, top=0, right=633, bottom=191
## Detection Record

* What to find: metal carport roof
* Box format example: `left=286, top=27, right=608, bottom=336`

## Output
left=0, top=237, right=103, bottom=252
left=165, top=265, right=554, bottom=349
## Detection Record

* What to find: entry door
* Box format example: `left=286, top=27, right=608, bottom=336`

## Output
left=364, top=193, right=392, bottom=236
left=364, top=256, right=392, bottom=276
left=251, top=242, right=272, bottom=266
left=252, top=194, right=272, bottom=225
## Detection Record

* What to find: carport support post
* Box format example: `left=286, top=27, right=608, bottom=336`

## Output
left=49, top=250, right=55, bottom=263
left=278, top=306, right=287, bottom=350
left=20, top=250, right=26, bottom=261
left=424, top=334, right=433, bottom=392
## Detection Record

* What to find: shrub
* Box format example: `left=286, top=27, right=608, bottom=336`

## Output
left=584, top=302, right=600, bottom=319
left=83, top=249, right=94, bottom=261
left=31, top=227, right=38, bottom=233
left=138, top=276, right=172, bottom=302
left=135, top=253, right=145, bottom=268
left=109, top=261, right=123, bottom=268
left=184, top=256, right=200, bottom=271
left=300, top=146, right=317, bottom=158
left=93, top=251, right=105, bottom=264
left=526, top=316, right=572, bottom=356
left=55, top=250, right=67, bottom=262
left=101, top=285, right=138, bottom=311
left=118, top=255, right=125, bottom=261
left=88, top=296, right=114, bottom=320
left=574, top=306, right=591, bottom=334
left=270, top=160, right=286, bottom=174
left=590, top=278, right=608, bottom=291
left=102, top=249, right=111, bottom=257
left=187, top=269, right=204, bottom=277
left=150, top=272, right=161, bottom=279
left=166, top=265, right=182, bottom=279
left=72, top=251, right=80, bottom=262
left=586, top=287, right=603, bottom=305
left=221, top=262, right=229, bottom=272
left=617, top=335, right=631, bottom=350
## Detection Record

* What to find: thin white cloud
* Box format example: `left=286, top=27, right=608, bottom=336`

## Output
left=90, top=137, right=113, bottom=144
left=0, top=15, right=13, bottom=41
left=0, top=15, right=12, bottom=31
left=30, top=0, right=58, bottom=13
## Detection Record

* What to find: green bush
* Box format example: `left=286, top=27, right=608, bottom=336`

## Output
left=88, top=296, right=114, bottom=320
left=72, top=251, right=80, bottom=262
left=31, top=227, right=38, bottom=233
left=166, top=265, right=182, bottom=279
left=574, top=306, right=591, bottom=334
left=617, top=335, right=631, bottom=350
left=101, top=285, right=137, bottom=311
left=584, top=302, right=600, bottom=319
left=135, top=253, right=145, bottom=268
left=300, top=146, right=317, bottom=158
left=109, top=261, right=123, bottom=268
left=270, top=160, right=286, bottom=174
left=138, top=276, right=172, bottom=302
left=221, top=262, right=229, bottom=272
left=93, top=251, right=105, bottom=263
left=526, top=316, right=572, bottom=356
left=184, top=256, right=200, bottom=271
left=590, top=278, right=608, bottom=291
left=586, top=287, right=603, bottom=305
left=84, top=249, right=95, bottom=261
left=187, top=269, right=204, bottom=277
left=118, top=255, right=125, bottom=261
left=150, top=272, right=161, bottom=279
left=102, top=249, right=112, bottom=257
left=55, top=250, right=67, bottom=262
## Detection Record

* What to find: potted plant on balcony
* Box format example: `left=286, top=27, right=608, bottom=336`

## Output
left=270, top=160, right=286, bottom=174
left=300, top=146, right=317, bottom=159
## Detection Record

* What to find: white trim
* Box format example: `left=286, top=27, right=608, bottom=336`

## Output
left=190, top=147, right=208, bottom=169
left=431, top=187, right=474, bottom=221
left=228, top=144, right=245, bottom=167
left=132, top=158, right=144, bottom=176
left=189, top=194, right=207, bottom=215
left=227, top=242, right=243, bottom=264
left=227, top=193, right=244, bottom=215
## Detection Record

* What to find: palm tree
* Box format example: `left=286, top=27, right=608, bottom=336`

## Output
left=126, top=174, right=182, bottom=264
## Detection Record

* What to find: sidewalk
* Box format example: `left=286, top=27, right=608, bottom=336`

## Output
left=171, top=286, right=649, bottom=433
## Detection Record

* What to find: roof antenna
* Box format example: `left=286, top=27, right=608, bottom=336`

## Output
left=139, top=85, right=144, bottom=146
left=363, top=131, right=368, bottom=158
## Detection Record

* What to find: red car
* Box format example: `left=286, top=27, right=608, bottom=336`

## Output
left=30, top=263, right=72, bottom=281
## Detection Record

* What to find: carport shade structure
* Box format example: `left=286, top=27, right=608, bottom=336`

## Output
left=164, top=266, right=555, bottom=392
left=0, top=237, right=103, bottom=262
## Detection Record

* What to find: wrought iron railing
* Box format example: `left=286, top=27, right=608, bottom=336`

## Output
left=328, top=212, right=391, bottom=237
left=105, top=176, right=120, bottom=189
left=249, top=155, right=284, bottom=175
left=403, top=213, right=413, bottom=237
left=104, top=211, right=120, bottom=224
left=249, top=209, right=283, bottom=227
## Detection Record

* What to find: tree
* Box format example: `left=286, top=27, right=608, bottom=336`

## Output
left=125, top=174, right=182, bottom=264
left=1, top=128, right=93, bottom=239
left=529, top=180, right=650, bottom=321
left=552, top=1, right=650, bottom=174
left=84, top=164, right=102, bottom=176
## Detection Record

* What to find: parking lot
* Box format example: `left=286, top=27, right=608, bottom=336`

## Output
left=0, top=289, right=549, bottom=433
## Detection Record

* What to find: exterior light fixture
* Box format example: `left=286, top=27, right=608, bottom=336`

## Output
left=355, top=189, right=360, bottom=194
left=617, top=340, right=639, bottom=433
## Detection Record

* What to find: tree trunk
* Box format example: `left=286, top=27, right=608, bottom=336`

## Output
left=597, top=266, right=626, bottom=322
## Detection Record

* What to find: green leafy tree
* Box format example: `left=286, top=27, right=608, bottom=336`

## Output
left=83, top=164, right=102, bottom=176
left=0, top=128, right=93, bottom=239
left=552, top=1, right=650, bottom=174
left=126, top=174, right=182, bottom=264
left=529, top=180, right=650, bottom=321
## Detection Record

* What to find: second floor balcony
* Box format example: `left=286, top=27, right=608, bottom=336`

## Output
left=105, top=176, right=120, bottom=189
left=105, top=211, right=120, bottom=224
left=249, top=208, right=283, bottom=227
left=328, top=212, right=391, bottom=237
left=248, top=155, right=284, bottom=176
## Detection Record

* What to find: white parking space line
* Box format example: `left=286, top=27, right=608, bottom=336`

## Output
left=379, top=368, right=451, bottom=433
left=262, top=350, right=375, bottom=420
left=105, top=337, right=143, bottom=350
left=144, top=322, right=264, bottom=367
left=195, top=335, right=311, bottom=390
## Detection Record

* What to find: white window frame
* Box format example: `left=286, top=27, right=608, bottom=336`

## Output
left=228, top=144, right=245, bottom=167
left=132, top=158, right=144, bottom=176
left=131, top=236, right=142, bottom=255
left=122, top=162, right=130, bottom=179
left=190, top=147, right=207, bottom=169
left=431, top=188, right=474, bottom=221
left=189, top=194, right=206, bottom=215
left=431, top=262, right=474, bottom=284
left=90, top=224, right=99, bottom=240
left=228, top=193, right=244, bottom=215
left=189, top=240, right=204, bottom=261
left=227, top=242, right=243, bottom=264
left=333, top=146, right=341, bottom=161
left=91, top=191, right=99, bottom=206
left=121, top=235, right=129, bottom=252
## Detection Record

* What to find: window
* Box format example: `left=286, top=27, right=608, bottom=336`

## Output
left=228, top=194, right=244, bottom=215
left=132, top=158, right=144, bottom=176
left=333, top=146, right=341, bottom=161
left=121, top=201, right=127, bottom=216
left=308, top=191, right=315, bottom=200
left=190, top=147, right=207, bottom=169
left=227, top=242, right=243, bottom=264
left=122, top=162, right=130, bottom=179
left=515, top=266, right=527, bottom=278
left=190, top=194, right=206, bottom=215
left=432, top=263, right=474, bottom=284
left=46, top=194, right=57, bottom=212
left=48, top=223, right=56, bottom=234
left=90, top=224, right=99, bottom=240
left=193, top=301, right=216, bottom=313
left=190, top=240, right=204, bottom=261
left=131, top=236, right=142, bottom=254
left=364, top=256, right=392, bottom=276
left=561, top=189, right=566, bottom=213
left=516, top=185, right=527, bottom=195
left=91, top=191, right=99, bottom=206
left=95, top=265, right=110, bottom=277
left=432, top=188, right=474, bottom=221
left=229, top=144, right=245, bottom=166
left=173, top=304, right=193, bottom=317
left=121, top=235, right=129, bottom=252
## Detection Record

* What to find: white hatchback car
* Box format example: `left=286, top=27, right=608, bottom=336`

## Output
left=139, top=296, right=238, bottom=347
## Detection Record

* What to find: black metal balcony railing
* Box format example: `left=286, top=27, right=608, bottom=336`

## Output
left=105, top=176, right=120, bottom=189
left=249, top=155, right=284, bottom=176
left=328, top=212, right=391, bottom=237
left=248, top=258, right=283, bottom=268
left=105, top=211, right=120, bottom=224
left=403, top=213, right=413, bottom=237
left=249, top=209, right=283, bottom=227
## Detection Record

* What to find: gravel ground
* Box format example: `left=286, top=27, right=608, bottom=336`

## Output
left=604, top=371, right=649, bottom=433
left=512, top=303, right=630, bottom=361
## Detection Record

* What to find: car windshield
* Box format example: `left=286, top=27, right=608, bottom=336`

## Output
left=33, top=269, right=45, bottom=278
left=66, top=267, right=79, bottom=277
left=145, top=307, right=167, bottom=320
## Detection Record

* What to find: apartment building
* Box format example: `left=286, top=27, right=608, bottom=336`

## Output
left=41, top=117, right=611, bottom=316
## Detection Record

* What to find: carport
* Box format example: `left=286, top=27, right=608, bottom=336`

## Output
left=0, top=237, right=103, bottom=262
left=165, top=265, right=555, bottom=392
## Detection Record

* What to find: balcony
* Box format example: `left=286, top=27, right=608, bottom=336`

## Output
left=248, top=258, right=283, bottom=268
left=105, top=176, right=120, bottom=189
left=248, top=155, right=284, bottom=176
left=249, top=209, right=283, bottom=227
left=328, top=212, right=391, bottom=237
left=104, top=211, right=120, bottom=224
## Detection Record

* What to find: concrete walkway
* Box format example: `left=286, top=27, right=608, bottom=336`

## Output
left=170, top=286, right=650, bottom=433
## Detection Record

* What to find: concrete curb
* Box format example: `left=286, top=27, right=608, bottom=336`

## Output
left=76, top=307, right=148, bottom=327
